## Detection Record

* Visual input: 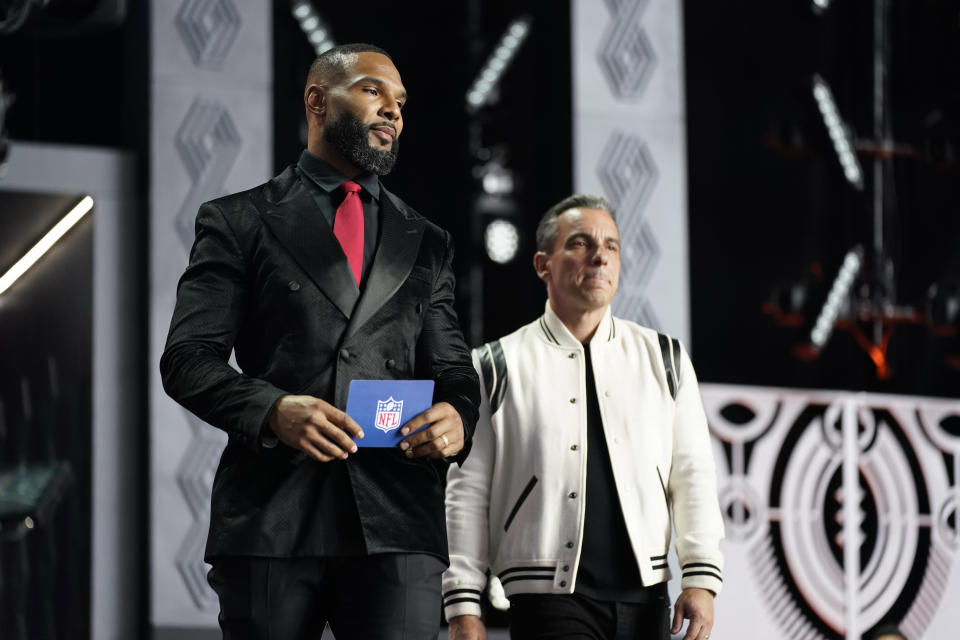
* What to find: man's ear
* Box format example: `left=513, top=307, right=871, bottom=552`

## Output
left=534, top=252, right=550, bottom=281
left=305, top=84, right=326, bottom=122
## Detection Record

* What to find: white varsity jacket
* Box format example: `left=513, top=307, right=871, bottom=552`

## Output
left=442, top=303, right=725, bottom=620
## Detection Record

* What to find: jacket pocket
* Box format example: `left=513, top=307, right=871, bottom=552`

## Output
left=656, top=466, right=670, bottom=510
left=504, top=475, right=538, bottom=531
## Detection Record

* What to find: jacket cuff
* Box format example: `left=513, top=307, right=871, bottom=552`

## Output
left=679, top=560, right=723, bottom=596
left=443, top=600, right=483, bottom=622
left=442, top=394, right=476, bottom=465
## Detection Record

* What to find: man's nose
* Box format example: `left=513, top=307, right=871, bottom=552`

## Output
left=379, top=100, right=400, bottom=122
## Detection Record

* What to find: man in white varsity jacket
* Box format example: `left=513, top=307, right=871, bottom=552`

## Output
left=443, top=195, right=724, bottom=640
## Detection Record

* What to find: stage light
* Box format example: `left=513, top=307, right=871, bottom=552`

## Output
left=465, top=15, right=532, bottom=111
left=812, top=0, right=832, bottom=12
left=290, top=1, right=335, bottom=56
left=484, top=219, right=520, bottom=264
left=481, top=164, right=514, bottom=196
left=810, top=248, right=863, bottom=348
left=0, top=196, right=94, bottom=297
left=812, top=74, right=864, bottom=190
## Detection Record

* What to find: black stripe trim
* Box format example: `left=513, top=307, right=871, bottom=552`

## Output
left=504, top=475, right=538, bottom=531
left=657, top=333, right=677, bottom=399
left=682, top=562, right=721, bottom=572
left=649, top=554, right=667, bottom=561
left=671, top=336, right=681, bottom=382
left=499, top=566, right=555, bottom=577
left=540, top=317, right=560, bottom=344
left=652, top=563, right=669, bottom=570
left=474, top=340, right=509, bottom=413
left=444, top=597, right=482, bottom=607
left=500, top=575, right=555, bottom=586
left=444, top=588, right=483, bottom=600
left=683, top=570, right=723, bottom=581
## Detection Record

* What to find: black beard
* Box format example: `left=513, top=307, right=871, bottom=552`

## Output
left=323, top=111, right=399, bottom=176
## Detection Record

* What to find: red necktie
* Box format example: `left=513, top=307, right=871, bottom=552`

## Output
left=334, top=181, right=364, bottom=285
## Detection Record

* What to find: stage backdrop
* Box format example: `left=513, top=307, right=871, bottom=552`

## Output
left=701, top=383, right=960, bottom=639
left=149, top=0, right=271, bottom=636
left=572, top=0, right=690, bottom=345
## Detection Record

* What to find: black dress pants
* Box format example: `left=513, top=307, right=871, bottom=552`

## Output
left=207, top=553, right=445, bottom=640
left=508, top=592, right=671, bottom=640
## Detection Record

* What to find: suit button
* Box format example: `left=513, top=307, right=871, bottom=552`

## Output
left=287, top=280, right=300, bottom=291
left=562, top=565, right=570, bottom=572
left=340, top=349, right=350, bottom=359
left=386, top=359, right=396, bottom=369
left=568, top=353, right=576, bottom=359
left=566, top=541, right=574, bottom=548
left=568, top=492, right=577, bottom=499
left=570, top=444, right=578, bottom=451
left=559, top=580, right=567, bottom=587
left=569, top=398, right=576, bottom=404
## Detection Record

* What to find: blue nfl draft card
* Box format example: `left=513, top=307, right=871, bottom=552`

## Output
left=346, top=379, right=435, bottom=447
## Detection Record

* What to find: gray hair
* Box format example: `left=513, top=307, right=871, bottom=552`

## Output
left=535, top=194, right=616, bottom=253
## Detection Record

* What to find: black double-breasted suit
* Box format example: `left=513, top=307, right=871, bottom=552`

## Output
left=160, top=165, right=480, bottom=562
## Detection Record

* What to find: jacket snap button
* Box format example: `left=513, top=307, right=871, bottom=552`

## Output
left=568, top=353, right=576, bottom=359
left=570, top=444, right=578, bottom=451
left=559, top=580, right=567, bottom=587
left=566, top=541, right=574, bottom=548
left=569, top=398, right=576, bottom=404
left=568, top=492, right=577, bottom=499
left=562, top=565, right=570, bottom=571
left=287, top=280, right=300, bottom=291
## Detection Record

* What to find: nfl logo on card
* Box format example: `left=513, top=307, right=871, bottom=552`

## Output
left=375, top=397, right=404, bottom=433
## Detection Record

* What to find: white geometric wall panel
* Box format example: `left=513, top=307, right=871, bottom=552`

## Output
left=149, top=0, right=271, bottom=632
left=573, top=0, right=690, bottom=345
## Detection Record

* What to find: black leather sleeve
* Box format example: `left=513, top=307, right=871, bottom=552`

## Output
left=159, top=201, right=287, bottom=451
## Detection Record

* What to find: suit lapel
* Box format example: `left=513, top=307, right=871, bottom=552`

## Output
left=252, top=169, right=359, bottom=319
left=344, top=187, right=425, bottom=339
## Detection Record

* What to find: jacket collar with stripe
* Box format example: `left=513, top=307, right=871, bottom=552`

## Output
left=538, top=301, right=615, bottom=350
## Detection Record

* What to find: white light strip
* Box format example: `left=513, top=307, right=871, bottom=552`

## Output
left=291, top=1, right=336, bottom=56
left=813, top=74, right=864, bottom=190
left=466, top=16, right=532, bottom=110
left=0, top=195, right=94, bottom=296
left=810, top=247, right=862, bottom=348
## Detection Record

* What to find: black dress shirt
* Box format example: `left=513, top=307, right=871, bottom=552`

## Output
left=297, top=149, right=380, bottom=285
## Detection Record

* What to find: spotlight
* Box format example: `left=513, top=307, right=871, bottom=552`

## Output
left=0, top=196, right=94, bottom=296
left=926, top=282, right=960, bottom=335
left=484, top=219, right=520, bottom=264
left=811, top=0, right=832, bottom=13
left=481, top=164, right=514, bottom=196
left=812, top=74, right=864, bottom=190
left=466, top=15, right=532, bottom=111
left=290, top=1, right=335, bottom=56
left=809, top=247, right=863, bottom=349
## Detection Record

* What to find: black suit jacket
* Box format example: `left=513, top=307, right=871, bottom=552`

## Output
left=160, top=166, right=480, bottom=561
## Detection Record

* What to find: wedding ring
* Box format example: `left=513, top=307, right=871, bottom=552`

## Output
left=441, top=434, right=450, bottom=447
